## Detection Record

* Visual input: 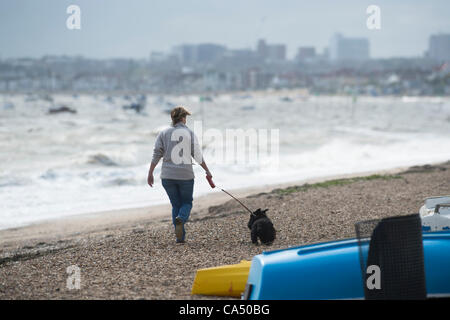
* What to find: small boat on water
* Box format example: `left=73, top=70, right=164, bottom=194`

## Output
left=244, top=231, right=450, bottom=300
left=48, top=105, right=77, bottom=114
left=122, top=102, right=144, bottom=113
left=2, top=102, right=14, bottom=110
left=191, top=260, right=251, bottom=297
left=280, top=96, right=293, bottom=102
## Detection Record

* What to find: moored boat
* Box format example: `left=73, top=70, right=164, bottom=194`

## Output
left=192, top=260, right=251, bottom=297
left=244, top=231, right=450, bottom=300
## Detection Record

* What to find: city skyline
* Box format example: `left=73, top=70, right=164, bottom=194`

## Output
left=1, top=0, right=450, bottom=60
left=2, top=32, right=450, bottom=63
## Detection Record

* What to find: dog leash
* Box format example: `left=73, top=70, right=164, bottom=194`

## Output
left=206, top=175, right=254, bottom=215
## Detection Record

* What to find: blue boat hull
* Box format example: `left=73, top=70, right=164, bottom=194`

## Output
left=246, top=231, right=450, bottom=299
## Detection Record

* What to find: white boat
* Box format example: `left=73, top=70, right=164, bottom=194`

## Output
left=419, top=195, right=450, bottom=232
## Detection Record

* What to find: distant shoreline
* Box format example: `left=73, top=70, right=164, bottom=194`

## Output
left=2, top=90, right=449, bottom=98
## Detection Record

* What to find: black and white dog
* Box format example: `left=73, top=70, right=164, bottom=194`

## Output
left=248, top=208, right=276, bottom=245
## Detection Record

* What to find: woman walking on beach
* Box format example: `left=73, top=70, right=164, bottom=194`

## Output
left=148, top=106, right=212, bottom=243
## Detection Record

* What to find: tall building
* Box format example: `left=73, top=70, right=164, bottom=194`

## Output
left=149, top=51, right=167, bottom=63
left=427, top=34, right=450, bottom=62
left=225, top=49, right=256, bottom=59
left=257, top=39, right=268, bottom=59
left=172, top=44, right=197, bottom=64
left=257, top=39, right=286, bottom=62
left=296, top=47, right=316, bottom=62
left=196, top=44, right=226, bottom=64
left=329, top=34, right=370, bottom=61
left=172, top=43, right=226, bottom=64
left=267, top=45, right=286, bottom=62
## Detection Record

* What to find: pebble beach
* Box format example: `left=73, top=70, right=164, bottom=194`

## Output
left=0, top=162, right=449, bottom=299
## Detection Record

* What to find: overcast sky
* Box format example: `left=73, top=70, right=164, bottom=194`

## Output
left=0, top=0, right=449, bottom=59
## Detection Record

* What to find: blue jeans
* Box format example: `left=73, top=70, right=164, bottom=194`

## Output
left=161, top=179, right=194, bottom=241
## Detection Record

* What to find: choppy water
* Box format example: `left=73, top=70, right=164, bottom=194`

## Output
left=1, top=93, right=450, bottom=230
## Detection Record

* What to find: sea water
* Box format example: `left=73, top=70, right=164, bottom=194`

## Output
left=1, top=93, right=449, bottom=230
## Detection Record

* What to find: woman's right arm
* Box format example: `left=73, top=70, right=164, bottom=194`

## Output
left=148, top=132, right=164, bottom=187
left=147, top=162, right=157, bottom=187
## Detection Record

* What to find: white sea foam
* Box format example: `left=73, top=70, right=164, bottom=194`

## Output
left=0, top=94, right=449, bottom=230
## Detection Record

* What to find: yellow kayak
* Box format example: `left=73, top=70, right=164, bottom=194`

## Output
left=191, top=260, right=251, bottom=297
